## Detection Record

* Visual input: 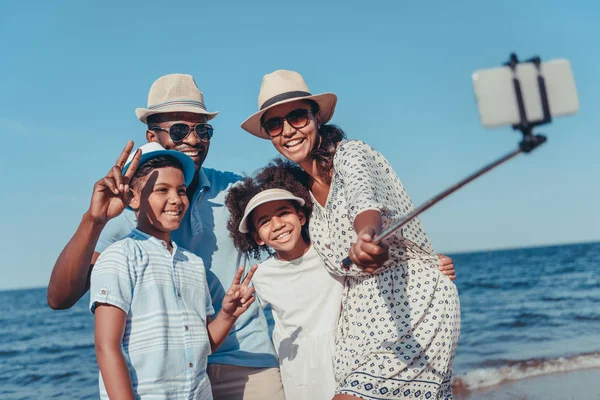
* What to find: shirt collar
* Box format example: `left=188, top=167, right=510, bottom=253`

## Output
left=131, top=228, right=178, bottom=252
left=198, top=167, right=211, bottom=190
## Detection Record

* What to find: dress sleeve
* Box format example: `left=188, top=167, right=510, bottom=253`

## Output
left=335, top=140, right=401, bottom=224
left=89, top=243, right=135, bottom=314
left=335, top=140, right=436, bottom=256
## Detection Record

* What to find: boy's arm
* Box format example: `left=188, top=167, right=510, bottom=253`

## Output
left=207, top=265, right=258, bottom=351
left=95, top=304, right=135, bottom=400
left=47, top=142, right=141, bottom=310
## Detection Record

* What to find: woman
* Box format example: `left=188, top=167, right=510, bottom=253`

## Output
left=240, top=70, right=460, bottom=399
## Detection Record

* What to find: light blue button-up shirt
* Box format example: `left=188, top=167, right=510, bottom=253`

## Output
left=91, top=229, right=214, bottom=399
left=96, top=167, right=278, bottom=368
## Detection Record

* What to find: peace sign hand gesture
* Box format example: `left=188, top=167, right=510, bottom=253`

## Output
left=221, top=265, right=258, bottom=319
left=88, top=141, right=142, bottom=225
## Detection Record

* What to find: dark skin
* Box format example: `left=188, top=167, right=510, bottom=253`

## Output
left=47, top=112, right=210, bottom=309
left=264, top=101, right=456, bottom=279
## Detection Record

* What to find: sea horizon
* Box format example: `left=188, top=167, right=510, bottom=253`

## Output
left=2, top=239, right=599, bottom=293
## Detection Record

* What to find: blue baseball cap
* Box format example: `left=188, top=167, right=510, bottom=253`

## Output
left=123, top=142, right=195, bottom=187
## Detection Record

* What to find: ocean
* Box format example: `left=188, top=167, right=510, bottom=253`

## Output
left=1, top=242, right=599, bottom=399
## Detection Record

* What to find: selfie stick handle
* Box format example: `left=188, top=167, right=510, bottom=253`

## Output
left=339, top=141, right=541, bottom=270
left=340, top=53, right=550, bottom=271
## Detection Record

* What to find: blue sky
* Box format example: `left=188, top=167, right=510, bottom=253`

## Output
left=1, top=0, right=598, bottom=290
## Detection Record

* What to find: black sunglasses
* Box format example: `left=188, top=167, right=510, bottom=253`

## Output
left=149, top=123, right=214, bottom=143
left=261, top=109, right=314, bottom=138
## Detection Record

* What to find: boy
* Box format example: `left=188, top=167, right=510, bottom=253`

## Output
left=90, top=142, right=256, bottom=400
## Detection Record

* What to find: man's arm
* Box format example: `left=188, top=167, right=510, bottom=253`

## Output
left=438, top=254, right=456, bottom=281
left=47, top=214, right=103, bottom=309
left=95, top=304, right=135, bottom=400
left=47, top=142, right=141, bottom=310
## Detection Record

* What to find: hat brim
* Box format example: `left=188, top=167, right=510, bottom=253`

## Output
left=240, top=93, right=337, bottom=139
left=239, top=193, right=306, bottom=233
left=136, top=105, right=219, bottom=124
left=123, top=149, right=196, bottom=187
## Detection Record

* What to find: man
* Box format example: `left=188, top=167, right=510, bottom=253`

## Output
left=47, top=74, right=285, bottom=399
left=47, top=73, right=457, bottom=399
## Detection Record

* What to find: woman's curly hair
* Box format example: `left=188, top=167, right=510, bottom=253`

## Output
left=306, top=100, right=346, bottom=184
left=225, top=158, right=313, bottom=259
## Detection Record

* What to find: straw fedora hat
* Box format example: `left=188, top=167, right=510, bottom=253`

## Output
left=135, top=74, right=219, bottom=123
left=241, top=70, right=337, bottom=139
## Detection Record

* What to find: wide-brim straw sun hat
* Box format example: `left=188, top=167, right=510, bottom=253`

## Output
left=135, top=74, right=219, bottom=123
left=241, top=70, right=337, bottom=139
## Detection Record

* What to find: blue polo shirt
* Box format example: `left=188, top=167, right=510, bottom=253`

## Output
left=96, top=167, right=278, bottom=368
left=91, top=229, right=214, bottom=399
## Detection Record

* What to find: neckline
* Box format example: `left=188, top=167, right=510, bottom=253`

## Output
left=274, top=244, right=313, bottom=264
left=309, top=139, right=345, bottom=210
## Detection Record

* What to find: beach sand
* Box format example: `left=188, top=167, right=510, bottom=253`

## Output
left=454, top=368, right=600, bottom=400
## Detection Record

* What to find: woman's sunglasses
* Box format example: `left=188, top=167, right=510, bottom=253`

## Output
left=149, top=123, right=214, bottom=143
left=261, top=109, right=314, bottom=138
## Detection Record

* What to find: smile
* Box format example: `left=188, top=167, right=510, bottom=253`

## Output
left=164, top=211, right=181, bottom=216
left=283, top=138, right=305, bottom=149
left=183, top=151, right=199, bottom=157
left=274, top=231, right=291, bottom=240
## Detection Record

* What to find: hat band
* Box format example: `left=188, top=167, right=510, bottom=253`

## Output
left=148, top=99, right=207, bottom=111
left=260, top=91, right=312, bottom=110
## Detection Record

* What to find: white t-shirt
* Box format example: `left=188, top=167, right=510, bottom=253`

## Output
left=252, top=246, right=345, bottom=400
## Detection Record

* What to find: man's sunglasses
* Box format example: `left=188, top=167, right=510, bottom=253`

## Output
left=261, top=109, right=314, bottom=138
left=149, top=123, right=214, bottom=143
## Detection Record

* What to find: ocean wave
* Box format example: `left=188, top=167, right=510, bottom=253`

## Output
left=452, top=351, right=600, bottom=394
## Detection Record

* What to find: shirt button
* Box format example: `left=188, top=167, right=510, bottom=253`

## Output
left=189, top=362, right=193, bottom=368
left=184, top=325, right=189, bottom=331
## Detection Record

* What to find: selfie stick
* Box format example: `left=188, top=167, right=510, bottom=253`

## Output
left=341, top=53, right=551, bottom=270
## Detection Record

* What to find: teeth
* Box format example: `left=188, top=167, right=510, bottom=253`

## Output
left=164, top=211, right=180, bottom=216
left=285, top=139, right=303, bottom=148
left=183, top=151, right=199, bottom=157
left=275, top=232, right=290, bottom=240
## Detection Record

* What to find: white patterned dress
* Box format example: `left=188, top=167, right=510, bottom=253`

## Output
left=308, top=140, right=461, bottom=399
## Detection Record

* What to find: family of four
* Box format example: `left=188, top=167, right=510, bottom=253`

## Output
left=47, top=71, right=460, bottom=400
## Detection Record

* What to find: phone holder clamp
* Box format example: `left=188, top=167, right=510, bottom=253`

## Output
left=505, top=53, right=550, bottom=153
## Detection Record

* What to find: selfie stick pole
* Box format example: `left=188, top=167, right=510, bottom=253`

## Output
left=341, top=53, right=551, bottom=270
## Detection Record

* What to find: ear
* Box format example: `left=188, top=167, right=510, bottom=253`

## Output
left=146, top=128, right=159, bottom=144
left=298, top=209, right=307, bottom=226
left=315, top=114, right=322, bottom=129
left=128, top=189, right=141, bottom=211
left=251, top=231, right=266, bottom=246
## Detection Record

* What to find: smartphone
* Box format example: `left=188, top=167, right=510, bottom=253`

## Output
left=472, top=58, right=579, bottom=129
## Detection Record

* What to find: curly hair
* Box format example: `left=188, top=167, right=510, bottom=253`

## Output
left=305, top=100, right=347, bottom=184
left=225, top=158, right=313, bottom=259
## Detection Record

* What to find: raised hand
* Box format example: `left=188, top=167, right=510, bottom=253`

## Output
left=348, top=227, right=390, bottom=274
left=88, top=141, right=142, bottom=225
left=221, top=265, right=258, bottom=318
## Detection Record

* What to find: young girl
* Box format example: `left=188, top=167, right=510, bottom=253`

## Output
left=240, top=70, right=461, bottom=399
left=225, top=159, right=344, bottom=400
